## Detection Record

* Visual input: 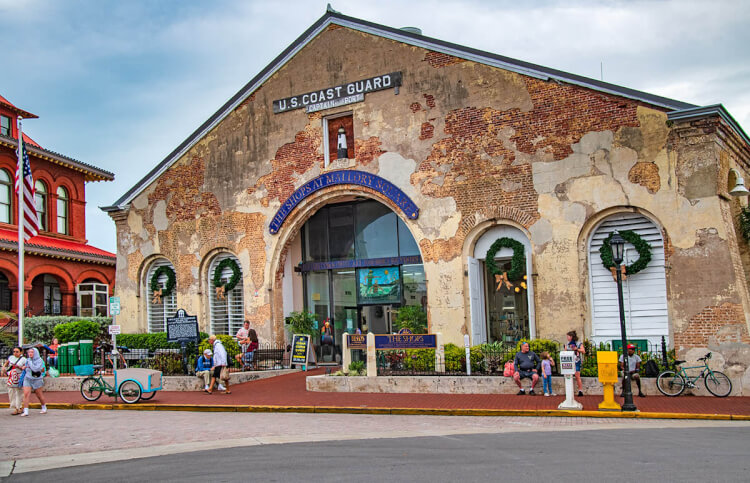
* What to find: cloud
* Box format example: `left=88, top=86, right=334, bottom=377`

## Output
left=2, top=0, right=749, bottom=252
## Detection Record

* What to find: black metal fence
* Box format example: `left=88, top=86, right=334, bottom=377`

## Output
left=51, top=342, right=290, bottom=376
left=375, top=338, right=673, bottom=378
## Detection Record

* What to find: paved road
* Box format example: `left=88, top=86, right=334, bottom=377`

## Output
left=4, top=425, right=750, bottom=482
left=2, top=409, right=749, bottom=480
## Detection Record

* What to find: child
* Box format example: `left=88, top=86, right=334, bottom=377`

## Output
left=541, top=351, right=556, bottom=396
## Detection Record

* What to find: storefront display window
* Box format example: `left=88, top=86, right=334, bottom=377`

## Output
left=484, top=259, right=529, bottom=344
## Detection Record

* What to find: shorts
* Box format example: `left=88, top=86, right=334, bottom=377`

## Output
left=212, top=366, right=224, bottom=379
left=575, top=361, right=581, bottom=372
left=243, top=351, right=255, bottom=363
left=23, top=377, right=44, bottom=390
left=517, top=370, right=536, bottom=379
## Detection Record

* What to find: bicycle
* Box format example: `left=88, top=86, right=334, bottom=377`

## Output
left=77, top=364, right=143, bottom=404
left=656, top=352, right=732, bottom=397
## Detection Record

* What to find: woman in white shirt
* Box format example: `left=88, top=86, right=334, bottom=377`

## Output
left=1, top=346, right=26, bottom=415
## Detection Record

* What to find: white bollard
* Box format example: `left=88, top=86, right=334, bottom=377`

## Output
left=557, top=350, right=582, bottom=410
left=366, top=332, right=377, bottom=377
left=464, top=334, right=471, bottom=376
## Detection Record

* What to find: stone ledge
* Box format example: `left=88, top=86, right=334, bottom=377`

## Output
left=0, top=369, right=298, bottom=393
left=306, top=374, right=745, bottom=396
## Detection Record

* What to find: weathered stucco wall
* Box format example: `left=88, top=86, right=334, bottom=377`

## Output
left=111, top=25, right=750, bottom=384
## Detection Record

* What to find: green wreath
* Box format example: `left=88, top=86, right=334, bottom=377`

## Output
left=213, top=258, right=242, bottom=292
left=485, top=237, right=526, bottom=281
left=599, top=230, right=652, bottom=275
left=150, top=266, right=176, bottom=298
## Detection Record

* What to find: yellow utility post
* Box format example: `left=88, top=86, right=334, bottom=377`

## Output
left=597, top=351, right=621, bottom=410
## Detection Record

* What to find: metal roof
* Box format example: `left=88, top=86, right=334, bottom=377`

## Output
left=0, top=134, right=114, bottom=182
left=104, top=8, right=744, bottom=212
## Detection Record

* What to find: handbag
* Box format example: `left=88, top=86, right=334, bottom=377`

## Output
left=503, top=361, right=514, bottom=377
left=219, top=366, right=229, bottom=382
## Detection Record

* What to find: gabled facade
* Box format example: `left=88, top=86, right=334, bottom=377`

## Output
left=0, top=94, right=116, bottom=317
left=105, top=10, right=750, bottom=389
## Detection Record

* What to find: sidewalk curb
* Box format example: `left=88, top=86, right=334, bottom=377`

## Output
left=2, top=402, right=748, bottom=420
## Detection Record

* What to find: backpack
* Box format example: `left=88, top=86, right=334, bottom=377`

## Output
left=643, top=359, right=660, bottom=377
left=503, top=361, right=514, bottom=377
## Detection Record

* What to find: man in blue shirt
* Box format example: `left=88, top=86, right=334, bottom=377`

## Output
left=513, top=341, right=541, bottom=395
left=195, top=349, right=212, bottom=391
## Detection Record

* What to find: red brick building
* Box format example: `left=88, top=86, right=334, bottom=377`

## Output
left=0, top=94, right=115, bottom=317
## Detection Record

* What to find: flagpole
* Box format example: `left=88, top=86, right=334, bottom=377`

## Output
left=17, top=117, right=24, bottom=347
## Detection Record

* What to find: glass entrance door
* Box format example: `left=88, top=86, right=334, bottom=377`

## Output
left=359, top=304, right=396, bottom=334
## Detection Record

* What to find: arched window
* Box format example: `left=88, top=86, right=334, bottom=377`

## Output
left=588, top=213, right=668, bottom=348
left=34, top=180, right=47, bottom=231
left=208, top=254, right=244, bottom=335
left=145, top=259, right=177, bottom=333
left=56, top=186, right=69, bottom=235
left=0, top=169, right=11, bottom=224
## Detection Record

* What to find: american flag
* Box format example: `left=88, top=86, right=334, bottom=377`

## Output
left=15, top=140, right=39, bottom=241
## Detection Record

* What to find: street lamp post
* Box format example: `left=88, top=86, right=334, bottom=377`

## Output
left=609, top=231, right=637, bottom=412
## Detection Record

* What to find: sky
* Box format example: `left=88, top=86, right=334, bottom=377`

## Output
left=1, top=0, right=748, bottom=253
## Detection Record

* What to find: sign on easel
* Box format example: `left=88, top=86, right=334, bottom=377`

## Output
left=291, top=334, right=316, bottom=370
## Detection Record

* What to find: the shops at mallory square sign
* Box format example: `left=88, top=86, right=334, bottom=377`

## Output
left=272, top=72, right=402, bottom=114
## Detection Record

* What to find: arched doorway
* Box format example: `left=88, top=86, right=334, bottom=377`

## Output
left=294, top=198, right=424, bottom=362
left=468, top=225, right=534, bottom=345
left=0, top=272, right=11, bottom=311
left=29, top=274, right=62, bottom=315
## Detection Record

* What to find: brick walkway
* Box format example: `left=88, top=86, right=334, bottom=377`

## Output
left=3, top=369, right=750, bottom=416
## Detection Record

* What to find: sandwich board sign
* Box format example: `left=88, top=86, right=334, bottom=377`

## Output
left=291, top=334, right=317, bottom=370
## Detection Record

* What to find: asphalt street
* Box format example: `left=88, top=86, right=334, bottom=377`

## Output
left=4, top=425, right=749, bottom=482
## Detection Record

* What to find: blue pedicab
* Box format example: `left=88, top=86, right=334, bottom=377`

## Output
left=76, top=365, right=163, bottom=404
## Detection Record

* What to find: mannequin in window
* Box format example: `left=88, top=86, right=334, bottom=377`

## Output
left=337, top=126, right=348, bottom=159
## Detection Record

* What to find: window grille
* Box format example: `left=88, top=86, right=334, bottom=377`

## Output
left=208, top=254, right=244, bottom=336
left=146, top=259, right=177, bottom=333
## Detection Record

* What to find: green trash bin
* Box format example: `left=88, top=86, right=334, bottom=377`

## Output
left=67, top=342, right=80, bottom=370
left=79, top=340, right=93, bottom=365
left=58, top=343, right=68, bottom=374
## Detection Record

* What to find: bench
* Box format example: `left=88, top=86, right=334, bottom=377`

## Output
left=241, top=348, right=285, bottom=370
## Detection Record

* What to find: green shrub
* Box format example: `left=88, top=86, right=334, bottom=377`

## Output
left=347, top=360, right=366, bottom=375
left=393, top=305, right=427, bottom=334
left=53, top=320, right=104, bottom=343
left=443, top=344, right=484, bottom=373
left=402, top=349, right=435, bottom=371
left=24, top=316, right=112, bottom=343
left=199, top=335, right=240, bottom=363
left=287, top=311, right=318, bottom=337
left=148, top=353, right=185, bottom=375
left=117, top=332, right=208, bottom=353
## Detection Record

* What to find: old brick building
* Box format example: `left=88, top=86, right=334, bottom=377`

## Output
left=105, top=11, right=750, bottom=389
left=0, top=94, right=116, bottom=317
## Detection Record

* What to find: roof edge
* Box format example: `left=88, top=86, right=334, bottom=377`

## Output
left=667, top=104, right=750, bottom=147
left=0, top=134, right=114, bottom=181
left=107, top=8, right=700, bottom=211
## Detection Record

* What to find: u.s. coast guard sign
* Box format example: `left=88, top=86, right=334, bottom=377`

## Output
left=273, top=72, right=402, bottom=114
left=269, top=170, right=419, bottom=234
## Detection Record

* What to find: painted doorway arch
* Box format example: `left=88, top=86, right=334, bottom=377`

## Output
left=468, top=225, right=535, bottom=345
left=588, top=212, right=669, bottom=347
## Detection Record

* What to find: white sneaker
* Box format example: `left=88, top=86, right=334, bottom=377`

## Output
left=20, top=411, right=28, bottom=417
left=217, top=384, right=226, bottom=391
left=550, top=392, right=557, bottom=396
left=40, top=408, right=47, bottom=414
left=204, top=385, right=209, bottom=391
left=544, top=393, right=550, bottom=397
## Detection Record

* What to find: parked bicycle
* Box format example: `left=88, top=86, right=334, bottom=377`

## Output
left=656, top=352, right=732, bottom=397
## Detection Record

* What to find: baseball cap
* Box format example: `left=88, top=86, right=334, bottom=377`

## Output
left=204, top=349, right=212, bottom=355
left=627, top=344, right=636, bottom=349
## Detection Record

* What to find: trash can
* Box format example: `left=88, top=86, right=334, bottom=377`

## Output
left=67, top=342, right=80, bottom=369
left=58, top=343, right=68, bottom=374
left=79, top=340, right=93, bottom=365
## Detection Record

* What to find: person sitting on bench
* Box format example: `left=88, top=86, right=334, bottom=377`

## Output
left=235, top=328, right=259, bottom=370
left=513, top=341, right=541, bottom=395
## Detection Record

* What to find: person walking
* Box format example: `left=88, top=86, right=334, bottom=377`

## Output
left=540, top=351, right=556, bottom=396
left=566, top=330, right=585, bottom=397
left=1, top=346, right=26, bottom=415
left=206, top=335, right=230, bottom=395
left=20, top=348, right=47, bottom=417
